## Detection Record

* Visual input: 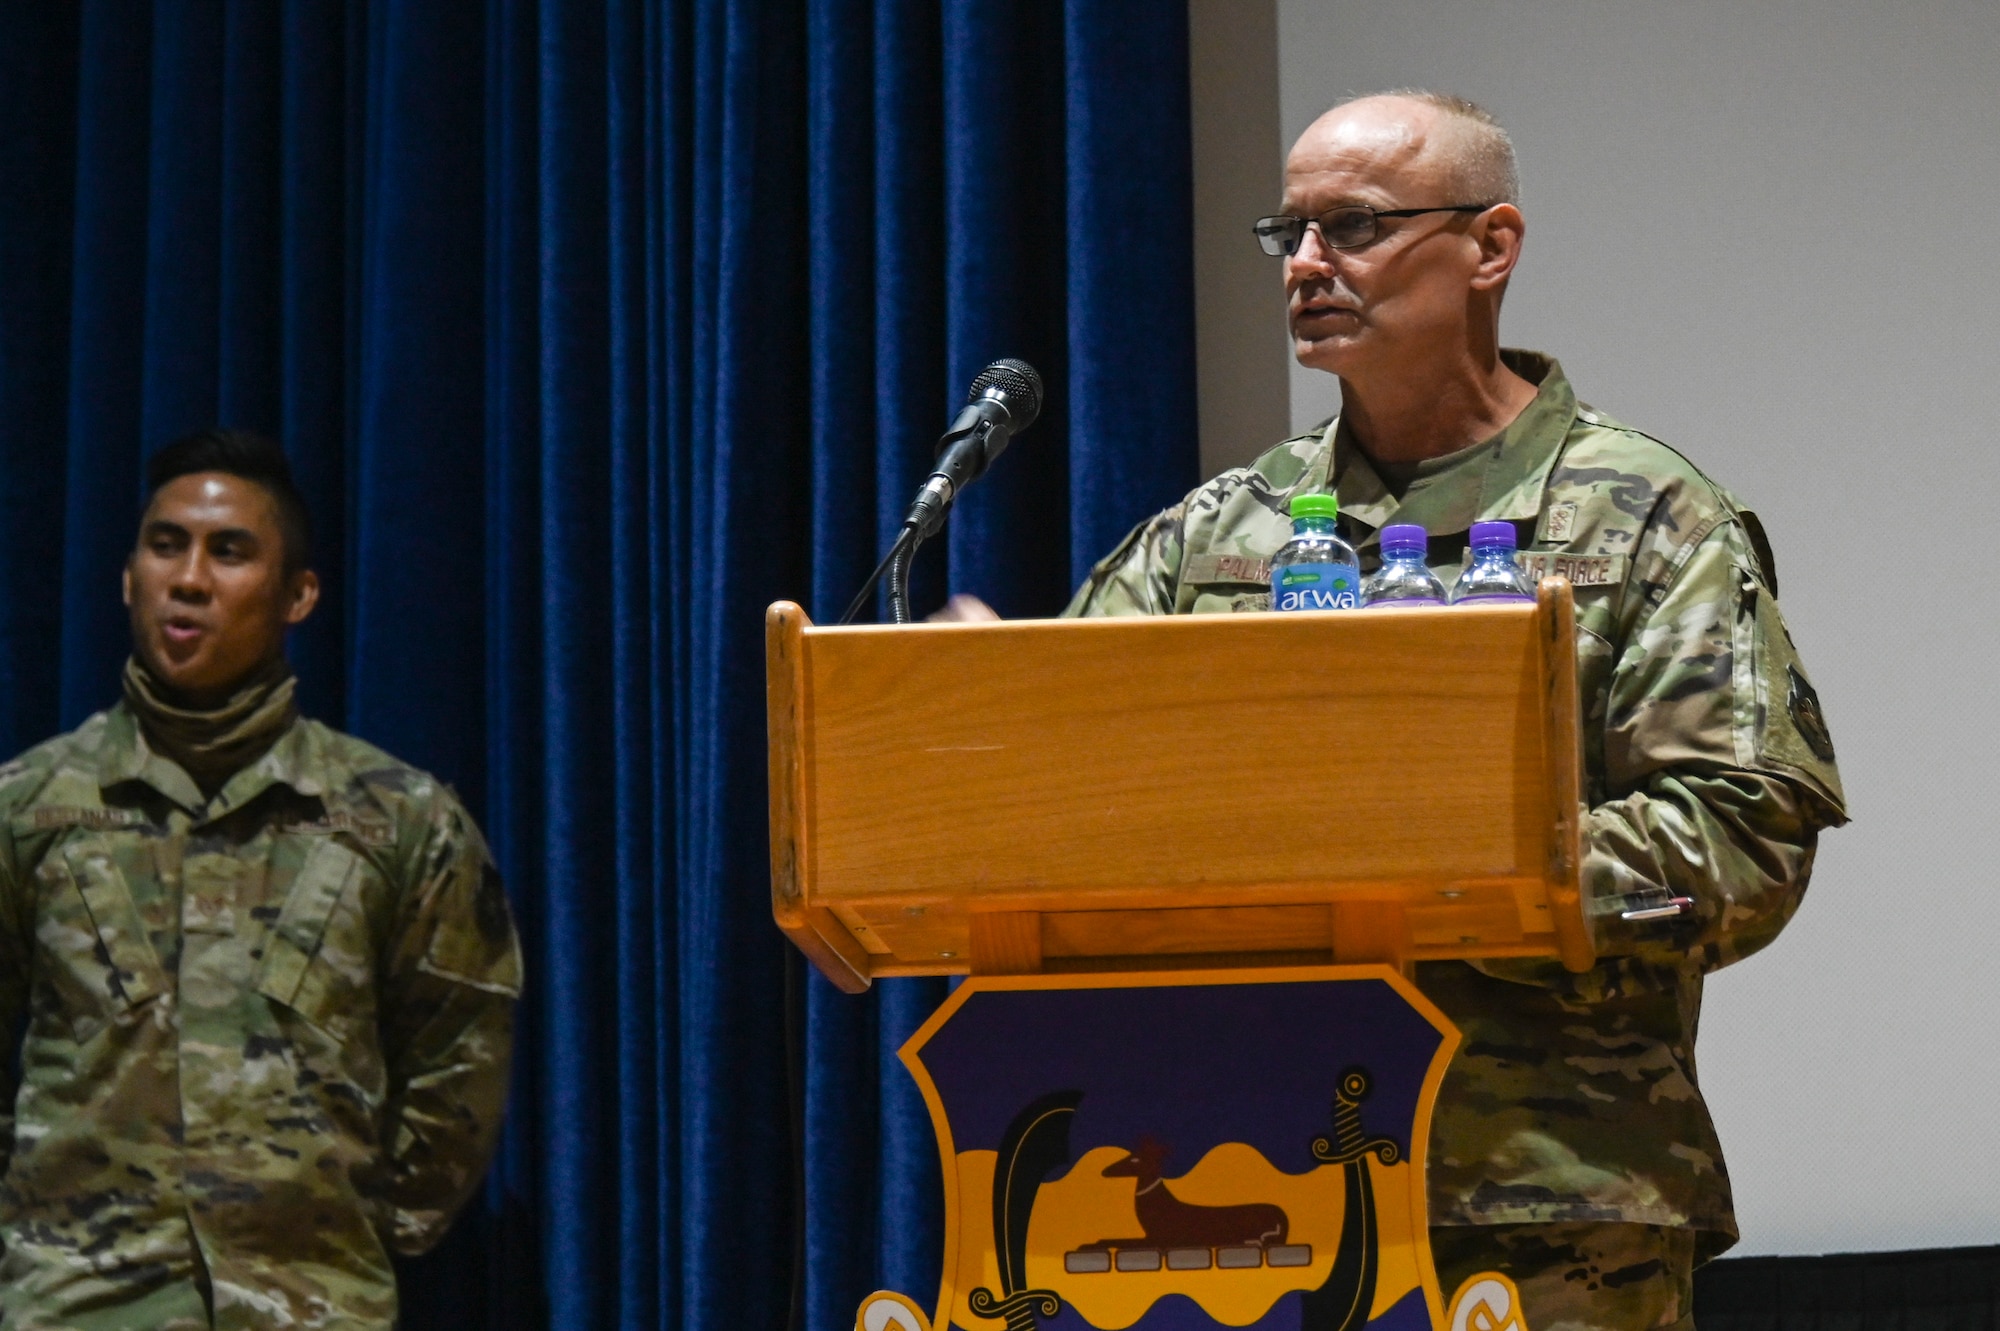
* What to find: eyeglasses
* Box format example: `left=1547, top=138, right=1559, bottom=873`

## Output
left=1252, top=204, right=1489, bottom=256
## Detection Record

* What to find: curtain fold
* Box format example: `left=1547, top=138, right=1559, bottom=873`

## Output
left=0, top=2, right=1199, bottom=1327
left=275, top=0, right=351, bottom=717
left=58, top=1, right=152, bottom=725
left=0, top=3, right=77, bottom=758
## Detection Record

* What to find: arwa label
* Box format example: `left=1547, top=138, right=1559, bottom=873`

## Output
left=1270, top=561, right=1360, bottom=611
left=1518, top=552, right=1627, bottom=589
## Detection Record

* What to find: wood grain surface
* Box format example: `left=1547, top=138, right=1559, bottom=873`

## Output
left=766, top=583, right=1590, bottom=988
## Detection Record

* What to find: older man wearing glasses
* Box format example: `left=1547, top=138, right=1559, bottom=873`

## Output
left=949, top=91, right=1847, bottom=1329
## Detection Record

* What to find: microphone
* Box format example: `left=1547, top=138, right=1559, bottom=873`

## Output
left=838, top=358, right=1046, bottom=625
left=901, top=358, right=1044, bottom=539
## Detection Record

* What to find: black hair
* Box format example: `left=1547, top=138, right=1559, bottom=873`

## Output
left=143, top=429, right=314, bottom=574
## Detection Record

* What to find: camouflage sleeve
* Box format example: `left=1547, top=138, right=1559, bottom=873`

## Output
left=374, top=795, right=523, bottom=1256
left=1585, top=516, right=1846, bottom=973
left=1061, top=502, right=1186, bottom=617
left=0, top=820, right=24, bottom=1180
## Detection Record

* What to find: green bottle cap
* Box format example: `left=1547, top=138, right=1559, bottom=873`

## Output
left=1289, top=493, right=1338, bottom=519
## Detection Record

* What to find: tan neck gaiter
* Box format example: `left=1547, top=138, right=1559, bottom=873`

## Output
left=121, top=655, right=299, bottom=798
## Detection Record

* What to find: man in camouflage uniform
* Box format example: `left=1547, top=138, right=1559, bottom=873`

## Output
left=953, top=92, right=1846, bottom=1328
left=0, top=431, right=521, bottom=1329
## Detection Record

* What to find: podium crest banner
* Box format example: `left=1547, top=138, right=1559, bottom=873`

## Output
left=885, top=966, right=1462, bottom=1331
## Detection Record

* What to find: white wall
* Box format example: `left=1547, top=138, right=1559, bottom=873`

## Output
left=1191, top=0, right=2000, bottom=1258
left=1188, top=0, right=1291, bottom=478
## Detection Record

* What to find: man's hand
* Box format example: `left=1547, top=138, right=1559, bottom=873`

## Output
left=927, top=594, right=1000, bottom=622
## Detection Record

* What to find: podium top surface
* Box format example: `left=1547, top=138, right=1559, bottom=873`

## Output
left=767, top=587, right=1587, bottom=990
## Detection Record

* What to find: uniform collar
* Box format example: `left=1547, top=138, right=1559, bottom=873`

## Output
left=97, top=703, right=325, bottom=819
left=1325, top=349, right=1576, bottom=542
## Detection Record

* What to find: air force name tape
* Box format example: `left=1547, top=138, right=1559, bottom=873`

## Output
left=1516, top=552, right=1626, bottom=588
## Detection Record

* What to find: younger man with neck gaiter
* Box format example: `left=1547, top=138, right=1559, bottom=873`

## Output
left=0, top=431, right=521, bottom=1330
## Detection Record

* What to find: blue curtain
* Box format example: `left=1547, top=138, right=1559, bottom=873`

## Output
left=0, top=2, right=1198, bottom=1328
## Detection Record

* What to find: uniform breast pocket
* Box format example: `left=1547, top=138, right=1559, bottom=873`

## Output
left=34, top=839, right=167, bottom=1043
left=255, top=837, right=379, bottom=1048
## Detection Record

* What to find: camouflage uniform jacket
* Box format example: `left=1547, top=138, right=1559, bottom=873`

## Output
left=1063, top=351, right=1847, bottom=1259
left=0, top=704, right=522, bottom=1329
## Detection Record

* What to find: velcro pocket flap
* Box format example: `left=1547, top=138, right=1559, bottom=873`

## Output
left=57, top=842, right=166, bottom=1009
left=256, top=837, right=363, bottom=1008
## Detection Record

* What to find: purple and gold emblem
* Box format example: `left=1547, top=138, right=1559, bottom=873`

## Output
left=858, top=965, right=1467, bottom=1331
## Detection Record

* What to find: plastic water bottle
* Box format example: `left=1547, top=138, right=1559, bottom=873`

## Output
left=1270, top=494, right=1361, bottom=611
left=1363, top=524, right=1446, bottom=607
left=1451, top=520, right=1536, bottom=603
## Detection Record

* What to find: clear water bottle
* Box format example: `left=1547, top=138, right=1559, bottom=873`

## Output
left=1270, top=494, right=1361, bottom=611
left=1451, top=520, right=1536, bottom=603
left=1363, top=524, right=1446, bottom=606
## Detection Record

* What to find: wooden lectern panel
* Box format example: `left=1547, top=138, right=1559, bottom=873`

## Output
left=769, top=581, right=1589, bottom=991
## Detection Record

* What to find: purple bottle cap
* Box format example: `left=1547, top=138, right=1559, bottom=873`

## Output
left=1380, top=523, right=1428, bottom=557
left=1469, top=520, right=1518, bottom=550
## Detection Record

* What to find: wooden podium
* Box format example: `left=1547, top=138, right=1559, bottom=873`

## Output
left=767, top=578, right=1594, bottom=993
left=767, top=581, right=1589, bottom=1331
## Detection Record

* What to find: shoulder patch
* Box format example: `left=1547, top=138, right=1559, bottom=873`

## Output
left=1787, top=666, right=1835, bottom=762
left=475, top=862, right=513, bottom=945
left=1737, top=507, right=1780, bottom=598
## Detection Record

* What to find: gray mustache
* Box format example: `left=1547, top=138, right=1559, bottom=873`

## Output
left=1294, top=282, right=1358, bottom=308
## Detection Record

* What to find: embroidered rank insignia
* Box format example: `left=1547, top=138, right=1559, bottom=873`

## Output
left=1539, top=502, right=1578, bottom=543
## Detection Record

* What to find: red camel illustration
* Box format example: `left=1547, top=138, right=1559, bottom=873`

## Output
left=1083, top=1136, right=1289, bottom=1252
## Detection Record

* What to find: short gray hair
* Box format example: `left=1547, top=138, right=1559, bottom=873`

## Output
left=1338, top=89, right=1520, bottom=207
